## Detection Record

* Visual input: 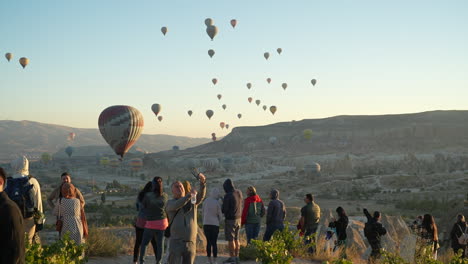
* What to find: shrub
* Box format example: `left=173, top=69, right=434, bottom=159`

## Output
left=251, top=238, right=293, bottom=264
left=239, top=244, right=258, bottom=261
left=26, top=233, right=87, bottom=264
left=86, top=227, right=124, bottom=257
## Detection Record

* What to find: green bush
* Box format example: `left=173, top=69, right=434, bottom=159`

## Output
left=26, top=233, right=87, bottom=264
left=251, top=238, right=293, bottom=264
left=239, top=244, right=258, bottom=261
left=86, top=227, right=124, bottom=257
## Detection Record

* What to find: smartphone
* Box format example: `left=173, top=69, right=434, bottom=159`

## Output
left=190, top=167, right=200, bottom=180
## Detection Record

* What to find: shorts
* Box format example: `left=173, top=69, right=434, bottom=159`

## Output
left=224, top=219, right=241, bottom=241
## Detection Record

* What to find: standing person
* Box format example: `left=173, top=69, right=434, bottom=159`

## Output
left=420, top=214, right=439, bottom=260
left=47, top=172, right=85, bottom=209
left=263, top=189, right=286, bottom=241
left=241, top=186, right=265, bottom=244
left=166, top=173, right=207, bottom=264
left=203, top=187, right=223, bottom=264
left=0, top=167, right=25, bottom=264
left=133, top=181, right=157, bottom=264
left=221, top=179, right=243, bottom=264
left=139, top=177, right=168, bottom=264
left=7, top=156, right=43, bottom=243
left=363, top=208, right=387, bottom=263
left=332, top=206, right=349, bottom=252
left=450, top=214, right=467, bottom=258
left=54, top=183, right=87, bottom=244
left=299, top=194, right=321, bottom=253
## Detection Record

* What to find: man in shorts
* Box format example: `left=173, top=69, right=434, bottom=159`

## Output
left=222, top=179, right=243, bottom=264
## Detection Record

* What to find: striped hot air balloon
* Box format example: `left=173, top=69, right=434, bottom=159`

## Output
left=98, top=105, right=144, bottom=158
left=129, top=158, right=143, bottom=172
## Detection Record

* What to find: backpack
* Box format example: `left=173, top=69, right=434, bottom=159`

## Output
left=255, top=202, right=265, bottom=218
left=458, top=225, right=468, bottom=245
left=364, top=221, right=377, bottom=240
left=5, top=176, right=35, bottom=218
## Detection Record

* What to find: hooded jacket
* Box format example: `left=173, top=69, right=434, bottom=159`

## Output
left=241, top=194, right=265, bottom=225
left=0, top=191, right=25, bottom=264
left=266, top=189, right=286, bottom=226
left=202, top=187, right=223, bottom=226
left=222, top=179, right=243, bottom=220
left=9, top=156, right=43, bottom=215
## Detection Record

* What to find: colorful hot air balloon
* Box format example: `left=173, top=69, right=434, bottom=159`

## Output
left=158, top=116, right=163, bottom=122
left=282, top=83, right=288, bottom=90
left=237, top=113, right=242, bottom=119
left=188, top=110, right=193, bottom=116
left=267, top=78, right=271, bottom=84
left=206, top=110, right=214, bottom=119
left=205, top=18, right=214, bottom=26
left=277, top=48, right=282, bottom=54
left=263, top=105, right=267, bottom=111
left=67, top=132, right=76, bottom=141
left=264, top=52, right=270, bottom=60
left=161, top=27, right=168, bottom=36
left=208, top=49, right=215, bottom=58
left=217, top=94, right=222, bottom=100
left=151, top=104, right=162, bottom=116
left=5, top=53, right=13, bottom=62
left=19, top=57, right=29, bottom=69
left=65, top=146, right=74, bottom=157
left=109, top=158, right=120, bottom=168
left=206, top=25, right=218, bottom=41
left=230, top=19, right=237, bottom=28
left=172, top=145, right=180, bottom=151
left=269, top=106, right=277, bottom=115
left=211, top=132, right=216, bottom=137
left=220, top=122, right=225, bottom=129
left=311, top=79, right=317, bottom=86
left=212, top=78, right=218, bottom=85
left=222, top=104, right=227, bottom=110
left=98, top=105, right=144, bottom=158
left=248, top=97, right=252, bottom=103
left=246, top=83, right=252, bottom=89
left=129, top=158, right=143, bottom=172
left=303, top=129, right=313, bottom=140
left=212, top=136, right=217, bottom=142
left=255, top=99, right=261, bottom=106
left=225, top=124, right=230, bottom=129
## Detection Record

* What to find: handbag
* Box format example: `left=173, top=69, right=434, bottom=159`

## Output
left=458, top=225, right=468, bottom=245
left=55, top=199, right=62, bottom=232
left=164, top=208, right=181, bottom=238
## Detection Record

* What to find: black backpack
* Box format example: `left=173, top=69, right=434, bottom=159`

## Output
left=364, top=221, right=377, bottom=240
left=5, top=176, right=35, bottom=218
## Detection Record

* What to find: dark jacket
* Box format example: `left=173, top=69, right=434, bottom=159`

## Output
left=222, top=179, right=243, bottom=220
left=0, top=191, right=25, bottom=264
left=241, top=194, right=265, bottom=225
left=142, top=192, right=168, bottom=221
left=450, top=221, right=467, bottom=249
left=334, top=216, right=349, bottom=241
left=363, top=209, right=386, bottom=242
left=266, top=189, right=286, bottom=226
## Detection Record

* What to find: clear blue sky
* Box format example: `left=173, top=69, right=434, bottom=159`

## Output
left=1, top=0, right=467, bottom=137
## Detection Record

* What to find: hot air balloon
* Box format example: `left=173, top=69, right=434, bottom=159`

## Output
left=208, top=49, right=215, bottom=58
left=304, top=163, right=321, bottom=175
left=5, top=53, right=13, bottom=62
left=188, top=110, right=193, bottom=116
left=206, top=25, right=218, bottom=41
left=211, top=132, right=216, bottom=137
left=98, top=105, right=144, bottom=158
left=230, top=19, right=237, bottom=28
left=282, top=83, right=288, bottom=90
left=41, top=153, right=51, bottom=164
left=277, top=48, right=282, bottom=54
left=67, top=132, right=76, bottom=141
left=212, top=136, right=216, bottom=141
left=220, top=122, right=225, bottom=129
left=264, top=52, right=270, bottom=60
left=172, top=145, right=180, bottom=151
left=222, top=104, right=227, bottom=110
left=303, top=129, right=313, bottom=140
left=129, top=158, right=143, bottom=172
left=151, top=104, right=162, bottom=116
left=65, top=146, right=74, bottom=158
left=263, top=105, right=267, bottom=111
left=205, top=18, right=214, bottom=26
left=206, top=110, right=214, bottom=119
left=237, top=113, right=242, bottom=119
left=248, top=97, right=252, bottom=103
left=100, top=157, right=110, bottom=166
left=212, top=78, right=218, bottom=85
left=161, top=27, right=168, bottom=36
left=19, top=57, right=29, bottom=69
left=269, top=136, right=277, bottom=145
left=269, top=106, right=277, bottom=115
left=267, top=78, right=271, bottom=84
left=311, top=79, right=317, bottom=86
left=217, top=94, right=222, bottom=100
left=158, top=116, right=163, bottom=122
left=225, top=124, right=230, bottom=129
left=255, top=99, right=261, bottom=106
left=109, top=158, right=120, bottom=168
left=246, top=83, right=252, bottom=89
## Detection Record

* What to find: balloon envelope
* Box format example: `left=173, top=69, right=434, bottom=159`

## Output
left=5, top=53, right=13, bottom=62
left=67, top=132, right=76, bottom=141
left=264, top=52, right=270, bottom=60
left=311, top=79, right=317, bottom=86
left=230, top=19, right=237, bottom=28
left=263, top=105, right=267, bottom=111
left=303, top=129, right=313, bottom=140
left=222, top=104, right=226, bottom=110
left=246, top=83, right=252, bottom=89
left=158, top=116, right=163, bottom=122
left=65, top=146, right=74, bottom=157
left=217, top=94, right=222, bottom=100
left=188, top=110, right=193, bottom=116
left=255, top=99, right=261, bottom=106
left=211, top=132, right=216, bottom=137
left=161, top=27, right=168, bottom=35
left=206, top=25, right=218, bottom=40
left=270, top=106, right=277, bottom=115
left=151, top=104, right=162, bottom=116
left=205, top=18, right=214, bottom=26
left=282, top=83, right=288, bottom=90
left=237, top=113, right=242, bottom=119
left=248, top=97, right=252, bottom=103
left=277, top=48, right=282, bottom=54
left=208, top=49, right=215, bottom=58
left=220, top=122, right=225, bottom=129
left=206, top=110, right=214, bottom=119
left=267, top=78, right=271, bottom=84
left=98, top=105, right=144, bottom=158
left=225, top=124, right=229, bottom=129
left=19, top=57, right=29, bottom=68
left=212, top=78, right=217, bottom=85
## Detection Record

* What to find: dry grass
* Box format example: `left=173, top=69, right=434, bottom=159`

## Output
left=87, top=227, right=125, bottom=257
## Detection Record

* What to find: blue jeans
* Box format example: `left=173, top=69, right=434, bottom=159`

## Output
left=245, top=223, right=260, bottom=244
left=263, top=223, right=284, bottom=241
left=140, top=228, right=165, bottom=264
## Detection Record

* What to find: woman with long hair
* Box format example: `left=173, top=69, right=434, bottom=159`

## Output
left=133, top=181, right=156, bottom=264
left=139, top=177, right=168, bottom=264
left=421, top=214, right=439, bottom=259
left=54, top=183, right=87, bottom=244
left=203, top=187, right=223, bottom=264
left=450, top=214, right=467, bottom=258
left=332, top=206, right=349, bottom=252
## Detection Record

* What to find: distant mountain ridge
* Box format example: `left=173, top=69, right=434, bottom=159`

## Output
left=0, top=120, right=210, bottom=161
